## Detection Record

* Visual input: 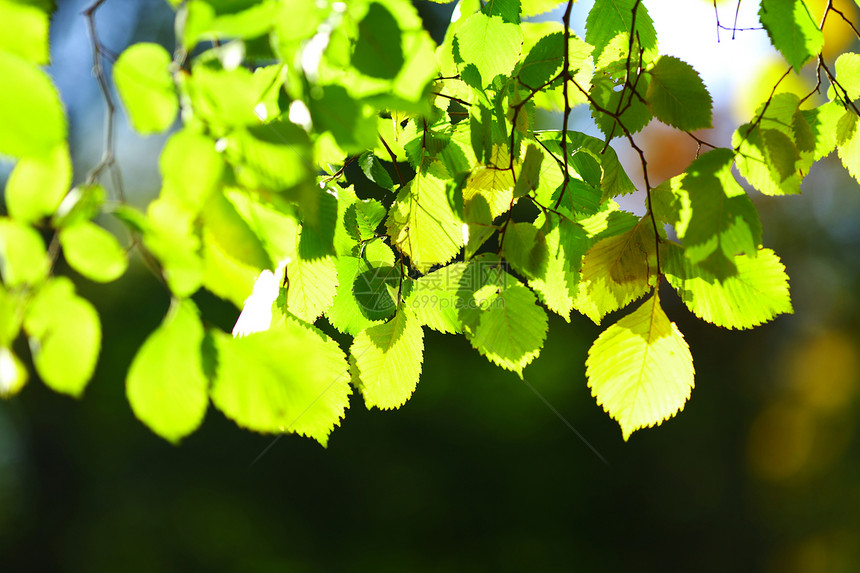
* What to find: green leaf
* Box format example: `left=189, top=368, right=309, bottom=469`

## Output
left=185, top=64, right=271, bottom=130
left=210, top=321, right=351, bottom=446
left=285, top=255, right=337, bottom=323
left=501, top=222, right=549, bottom=279
left=512, top=143, right=544, bottom=198
left=528, top=214, right=588, bottom=321
left=353, top=2, right=405, bottom=79
left=326, top=254, right=385, bottom=336
left=574, top=219, right=657, bottom=324
left=759, top=0, right=824, bottom=71
left=645, top=56, right=713, bottom=131
left=653, top=148, right=761, bottom=263
left=126, top=300, right=209, bottom=443
left=590, top=75, right=653, bottom=136
left=59, top=221, right=129, bottom=283
left=0, top=50, right=66, bottom=158
left=183, top=0, right=279, bottom=47
left=224, top=120, right=313, bottom=194
left=144, top=197, right=203, bottom=298
left=0, top=346, right=28, bottom=398
left=24, top=277, right=101, bottom=397
left=833, top=52, right=860, bottom=101
left=350, top=305, right=425, bottom=410
left=201, top=225, right=259, bottom=308
left=345, top=199, right=387, bottom=243
left=463, top=146, right=515, bottom=219
left=0, top=218, right=49, bottom=287
left=159, top=129, right=223, bottom=213
left=387, top=167, right=464, bottom=273
left=458, top=262, right=548, bottom=375
left=837, top=111, right=860, bottom=184
left=521, top=0, right=562, bottom=17
left=4, top=143, right=71, bottom=223
left=407, top=262, right=468, bottom=333
left=586, top=292, right=694, bottom=441
left=455, top=12, right=523, bottom=86
left=0, top=0, right=50, bottom=64
left=114, top=43, right=178, bottom=134
left=482, top=0, right=521, bottom=24
left=307, top=84, right=378, bottom=153
left=358, top=152, right=394, bottom=190
left=664, top=244, right=793, bottom=329
left=733, top=123, right=802, bottom=196
left=201, top=191, right=272, bottom=270
left=585, top=0, right=658, bottom=63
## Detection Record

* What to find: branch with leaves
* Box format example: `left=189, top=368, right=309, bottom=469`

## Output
left=1, top=0, right=859, bottom=444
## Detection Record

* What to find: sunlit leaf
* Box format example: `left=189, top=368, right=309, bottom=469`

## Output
left=455, top=12, right=523, bottom=87
left=126, top=299, right=209, bottom=443
left=4, top=142, right=71, bottom=223
left=759, top=0, right=824, bottom=71
left=585, top=0, right=658, bottom=63
left=350, top=305, right=425, bottom=410
left=59, top=221, right=129, bottom=283
left=574, top=219, right=657, bottom=324
left=586, top=292, right=694, bottom=440
left=645, top=56, right=713, bottom=131
left=24, top=277, right=101, bottom=397
left=387, top=167, right=463, bottom=273
left=0, top=0, right=50, bottom=64
left=0, top=50, right=66, bottom=158
left=211, top=321, right=350, bottom=446
left=664, top=244, right=793, bottom=329
left=458, top=260, right=548, bottom=375
left=114, top=43, right=178, bottom=134
left=0, top=218, right=49, bottom=287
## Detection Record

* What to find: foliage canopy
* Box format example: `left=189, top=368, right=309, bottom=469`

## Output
left=1, top=0, right=859, bottom=443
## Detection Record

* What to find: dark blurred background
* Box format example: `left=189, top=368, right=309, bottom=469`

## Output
left=1, top=1, right=859, bottom=571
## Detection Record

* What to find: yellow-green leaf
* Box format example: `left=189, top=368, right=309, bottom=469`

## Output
left=4, top=143, right=71, bottom=223
left=210, top=321, right=351, bottom=446
left=59, top=221, right=129, bottom=283
left=114, top=42, right=178, bottom=134
left=126, top=299, right=209, bottom=443
left=350, top=305, right=425, bottom=410
left=24, top=277, right=101, bottom=397
left=586, top=292, right=694, bottom=440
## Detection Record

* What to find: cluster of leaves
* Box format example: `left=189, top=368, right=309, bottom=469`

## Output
left=1, top=0, right=858, bottom=443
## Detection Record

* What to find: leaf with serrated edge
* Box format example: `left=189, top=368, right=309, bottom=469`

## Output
left=350, top=305, right=425, bottom=410
left=587, top=292, right=694, bottom=440
left=459, top=265, right=548, bottom=375
left=387, top=167, right=463, bottom=273
left=455, top=12, right=523, bottom=86
left=285, top=255, right=337, bottom=323
left=656, top=149, right=761, bottom=263
left=759, top=0, right=823, bottom=72
left=645, top=56, right=712, bottom=131
left=210, top=321, right=350, bottom=446
left=574, top=219, right=657, bottom=324
left=126, top=299, right=209, bottom=443
left=664, top=244, right=793, bottom=329
left=837, top=112, right=860, bottom=184
left=408, top=262, right=468, bottom=333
